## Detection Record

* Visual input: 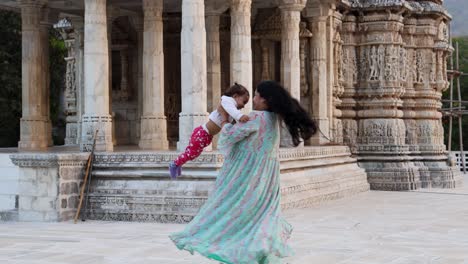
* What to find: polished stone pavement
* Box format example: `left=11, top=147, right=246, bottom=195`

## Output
left=1, top=175, right=467, bottom=264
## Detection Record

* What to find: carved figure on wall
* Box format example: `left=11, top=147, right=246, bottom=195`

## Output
left=400, top=47, right=407, bottom=82
left=377, top=45, right=385, bottom=81
left=438, top=21, right=448, bottom=42
left=412, top=51, right=417, bottom=83
left=351, top=50, right=358, bottom=84
left=334, top=32, right=344, bottom=83
left=416, top=50, right=424, bottom=83
left=343, top=48, right=349, bottom=82
left=369, top=46, right=379, bottom=80
left=384, top=45, right=393, bottom=81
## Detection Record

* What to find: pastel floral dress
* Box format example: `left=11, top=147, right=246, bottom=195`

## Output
left=169, top=111, right=293, bottom=264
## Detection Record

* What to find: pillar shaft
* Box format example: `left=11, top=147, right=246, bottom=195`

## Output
left=178, top=0, right=209, bottom=151
left=81, top=0, right=113, bottom=151
left=340, top=15, right=358, bottom=152
left=280, top=4, right=304, bottom=100
left=308, top=16, right=329, bottom=145
left=18, top=1, right=50, bottom=150
left=230, top=0, right=252, bottom=112
left=139, top=0, right=169, bottom=150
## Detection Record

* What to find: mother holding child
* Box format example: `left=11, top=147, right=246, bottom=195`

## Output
left=170, top=80, right=317, bottom=264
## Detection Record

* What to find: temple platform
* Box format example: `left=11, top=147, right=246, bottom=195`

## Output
left=1, top=145, right=370, bottom=222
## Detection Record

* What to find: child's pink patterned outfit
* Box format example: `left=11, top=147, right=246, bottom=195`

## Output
left=174, top=126, right=213, bottom=166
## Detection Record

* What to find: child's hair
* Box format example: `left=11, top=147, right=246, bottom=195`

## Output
left=223, top=82, right=250, bottom=97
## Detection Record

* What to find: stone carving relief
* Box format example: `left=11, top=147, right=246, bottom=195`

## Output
left=438, top=21, right=448, bottom=42
left=363, top=44, right=402, bottom=82
left=300, top=39, right=309, bottom=97
left=430, top=51, right=436, bottom=83
left=54, top=18, right=79, bottom=145
left=416, top=50, right=424, bottom=83
left=399, top=47, right=407, bottom=82
left=334, top=31, right=344, bottom=85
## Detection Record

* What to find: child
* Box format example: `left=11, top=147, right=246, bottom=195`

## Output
left=169, top=83, right=250, bottom=179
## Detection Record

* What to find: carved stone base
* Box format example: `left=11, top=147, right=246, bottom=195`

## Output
left=358, top=159, right=421, bottom=191
left=415, top=156, right=463, bottom=189
left=139, top=114, right=169, bottom=150
left=9, top=153, right=89, bottom=222
left=80, top=115, right=113, bottom=152
left=18, top=117, right=50, bottom=150
left=84, top=146, right=368, bottom=223
left=7, top=147, right=369, bottom=223
left=65, top=119, right=79, bottom=145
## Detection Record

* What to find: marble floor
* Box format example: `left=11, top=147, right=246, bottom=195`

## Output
left=1, top=175, right=467, bottom=264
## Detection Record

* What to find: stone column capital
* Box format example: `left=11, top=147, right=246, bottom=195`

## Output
left=279, top=0, right=306, bottom=12
left=230, top=0, right=251, bottom=12
left=19, top=0, right=47, bottom=8
left=306, top=15, right=328, bottom=23
left=142, top=0, right=163, bottom=18
left=205, top=0, right=229, bottom=16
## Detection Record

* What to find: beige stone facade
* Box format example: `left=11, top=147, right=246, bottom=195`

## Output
left=0, top=0, right=463, bottom=222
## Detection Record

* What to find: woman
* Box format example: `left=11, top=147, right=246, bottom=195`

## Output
left=170, top=81, right=316, bottom=264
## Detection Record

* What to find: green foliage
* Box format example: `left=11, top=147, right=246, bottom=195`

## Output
left=443, top=37, right=468, bottom=150
left=0, top=10, right=67, bottom=147
left=0, top=10, right=21, bottom=147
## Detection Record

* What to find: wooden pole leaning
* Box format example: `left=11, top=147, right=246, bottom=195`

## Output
left=74, top=129, right=99, bottom=223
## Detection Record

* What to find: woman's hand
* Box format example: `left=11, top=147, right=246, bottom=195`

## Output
left=238, top=115, right=250, bottom=123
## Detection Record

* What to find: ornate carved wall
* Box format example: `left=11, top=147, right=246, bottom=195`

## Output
left=334, top=0, right=462, bottom=190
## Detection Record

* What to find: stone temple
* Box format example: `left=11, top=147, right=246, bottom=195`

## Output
left=0, top=0, right=462, bottom=222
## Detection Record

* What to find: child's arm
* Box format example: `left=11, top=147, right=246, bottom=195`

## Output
left=221, top=97, right=249, bottom=122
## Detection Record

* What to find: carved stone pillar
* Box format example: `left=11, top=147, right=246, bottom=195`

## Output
left=80, top=0, right=113, bottom=151
left=280, top=1, right=305, bottom=100
left=400, top=17, right=422, bottom=175
left=178, top=0, right=209, bottom=151
left=356, top=12, right=420, bottom=190
left=411, top=17, right=461, bottom=188
left=230, top=0, right=252, bottom=112
left=307, top=15, right=329, bottom=145
left=340, top=14, right=358, bottom=153
left=69, top=17, right=85, bottom=146
left=18, top=0, right=50, bottom=150
left=55, top=19, right=79, bottom=145
left=139, top=0, right=169, bottom=150
left=331, top=12, right=344, bottom=144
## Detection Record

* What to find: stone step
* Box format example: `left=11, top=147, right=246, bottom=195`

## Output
left=0, top=209, right=18, bottom=222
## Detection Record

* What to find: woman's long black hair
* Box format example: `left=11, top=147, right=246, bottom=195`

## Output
left=256, top=81, right=317, bottom=146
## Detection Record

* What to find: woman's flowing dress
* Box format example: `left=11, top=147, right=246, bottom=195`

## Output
left=170, top=111, right=292, bottom=264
